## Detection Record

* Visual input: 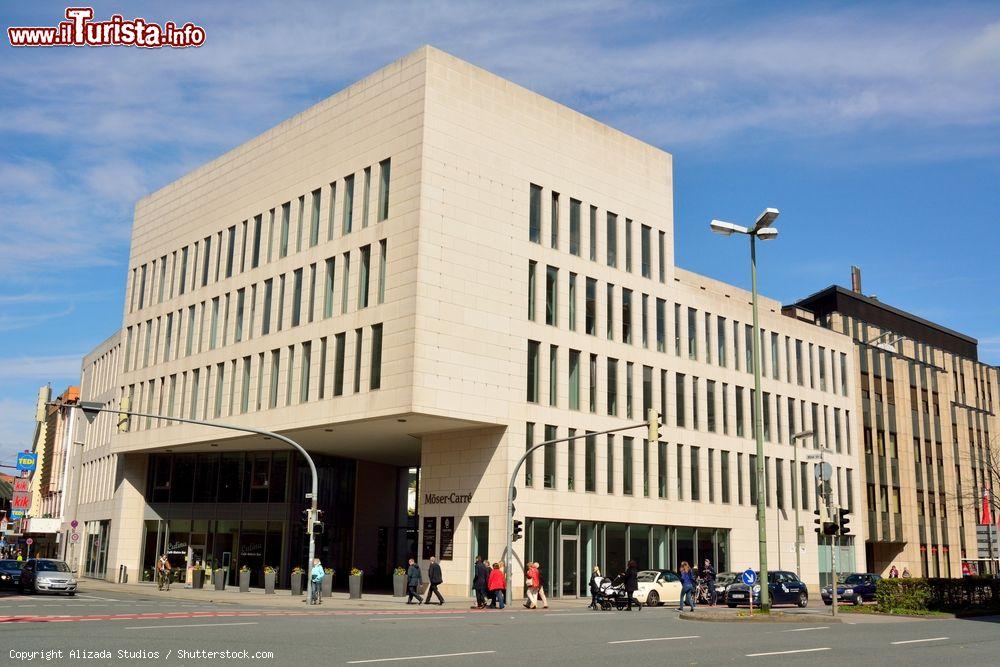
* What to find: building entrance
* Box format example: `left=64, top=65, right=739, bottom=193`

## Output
left=559, top=536, right=578, bottom=597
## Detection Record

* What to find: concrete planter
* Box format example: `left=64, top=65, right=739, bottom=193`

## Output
left=213, top=569, right=226, bottom=591
left=349, top=575, right=362, bottom=599
left=322, top=573, right=334, bottom=598
left=191, top=569, right=204, bottom=590
left=239, top=570, right=250, bottom=592
left=290, top=572, right=303, bottom=596
left=264, top=571, right=276, bottom=594
left=393, top=574, right=407, bottom=597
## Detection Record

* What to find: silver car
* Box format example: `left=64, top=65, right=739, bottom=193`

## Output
left=19, top=558, right=78, bottom=595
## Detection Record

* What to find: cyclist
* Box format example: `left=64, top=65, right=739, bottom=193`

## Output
left=156, top=553, right=172, bottom=591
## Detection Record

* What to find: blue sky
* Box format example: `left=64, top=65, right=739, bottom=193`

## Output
left=0, top=1, right=998, bottom=465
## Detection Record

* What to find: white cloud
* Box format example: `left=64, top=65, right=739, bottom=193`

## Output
left=0, top=398, right=38, bottom=466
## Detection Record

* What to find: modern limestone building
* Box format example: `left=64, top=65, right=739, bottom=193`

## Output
left=92, top=46, right=862, bottom=596
left=790, top=278, right=1000, bottom=578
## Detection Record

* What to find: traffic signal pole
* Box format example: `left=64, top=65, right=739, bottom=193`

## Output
left=505, top=413, right=660, bottom=603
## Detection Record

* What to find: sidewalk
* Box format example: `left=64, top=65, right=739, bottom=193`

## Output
left=80, top=579, right=583, bottom=612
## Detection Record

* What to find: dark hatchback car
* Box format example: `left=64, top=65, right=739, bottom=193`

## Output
left=822, top=573, right=881, bottom=606
left=726, top=570, right=808, bottom=608
left=0, top=559, right=24, bottom=588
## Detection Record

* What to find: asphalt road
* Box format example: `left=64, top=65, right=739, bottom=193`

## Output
left=2, top=588, right=999, bottom=666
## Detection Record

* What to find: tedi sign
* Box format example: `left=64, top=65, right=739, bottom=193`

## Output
left=424, top=492, right=472, bottom=505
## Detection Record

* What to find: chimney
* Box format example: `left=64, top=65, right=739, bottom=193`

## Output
left=850, top=266, right=862, bottom=293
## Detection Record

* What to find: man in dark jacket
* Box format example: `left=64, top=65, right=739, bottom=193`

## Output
left=424, top=556, right=445, bottom=605
left=624, top=560, right=639, bottom=611
left=702, top=558, right=717, bottom=606
left=406, top=558, right=422, bottom=604
left=472, top=556, right=489, bottom=609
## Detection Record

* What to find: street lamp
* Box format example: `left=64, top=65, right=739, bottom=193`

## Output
left=710, top=207, right=780, bottom=610
left=790, top=430, right=814, bottom=578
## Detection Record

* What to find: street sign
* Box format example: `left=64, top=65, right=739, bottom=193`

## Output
left=26, top=538, right=34, bottom=546
left=741, top=569, right=758, bottom=586
left=16, top=452, right=38, bottom=473
left=70, top=532, right=80, bottom=543
left=71, top=520, right=79, bottom=529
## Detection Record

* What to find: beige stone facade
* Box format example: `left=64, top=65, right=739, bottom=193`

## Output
left=87, top=46, right=863, bottom=596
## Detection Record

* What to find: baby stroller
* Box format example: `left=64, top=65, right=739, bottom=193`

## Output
left=607, top=575, right=642, bottom=611
left=593, top=577, right=616, bottom=610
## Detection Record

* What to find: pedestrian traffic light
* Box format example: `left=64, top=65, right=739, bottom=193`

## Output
left=117, top=393, right=131, bottom=433
left=838, top=507, right=851, bottom=536
left=647, top=408, right=660, bottom=442
left=512, top=519, right=523, bottom=541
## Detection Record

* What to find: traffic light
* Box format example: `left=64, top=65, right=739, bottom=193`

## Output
left=304, top=509, right=324, bottom=535
left=512, top=519, right=523, bottom=541
left=117, top=392, right=131, bottom=433
left=838, top=507, right=851, bottom=536
left=813, top=508, right=823, bottom=535
left=647, top=408, right=660, bottom=442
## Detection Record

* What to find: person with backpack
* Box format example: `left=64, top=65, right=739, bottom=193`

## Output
left=487, top=562, right=506, bottom=609
left=678, top=561, right=696, bottom=612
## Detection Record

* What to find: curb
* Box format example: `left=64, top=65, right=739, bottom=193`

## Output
left=679, top=611, right=844, bottom=623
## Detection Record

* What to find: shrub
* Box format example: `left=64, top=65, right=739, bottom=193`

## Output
left=875, top=578, right=931, bottom=614
left=877, top=577, right=1000, bottom=614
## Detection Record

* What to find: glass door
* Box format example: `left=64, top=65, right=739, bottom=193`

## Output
left=560, top=536, right=579, bottom=597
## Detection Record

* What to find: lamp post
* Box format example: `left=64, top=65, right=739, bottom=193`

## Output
left=710, top=208, right=779, bottom=610
left=790, top=430, right=814, bottom=579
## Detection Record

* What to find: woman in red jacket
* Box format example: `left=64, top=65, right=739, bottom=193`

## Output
left=487, top=563, right=506, bottom=609
left=524, top=563, right=540, bottom=609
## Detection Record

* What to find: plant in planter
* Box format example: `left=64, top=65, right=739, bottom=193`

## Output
left=143, top=569, right=153, bottom=582
left=264, top=566, right=277, bottom=595
left=239, top=565, right=251, bottom=592
left=290, top=566, right=304, bottom=596
left=393, top=567, right=407, bottom=597
left=322, top=567, right=335, bottom=598
left=191, top=563, right=205, bottom=590
left=349, top=567, right=363, bottom=599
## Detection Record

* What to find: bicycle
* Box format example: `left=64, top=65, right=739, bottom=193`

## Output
left=156, top=569, right=171, bottom=591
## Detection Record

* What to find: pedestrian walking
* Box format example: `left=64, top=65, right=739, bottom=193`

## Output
left=309, top=558, right=325, bottom=605
left=156, top=553, right=172, bottom=591
left=487, top=562, right=506, bottom=609
left=524, top=562, right=540, bottom=609
left=702, top=558, right=717, bottom=606
left=533, top=562, right=549, bottom=609
left=405, top=558, right=423, bottom=604
left=888, top=565, right=899, bottom=579
left=424, top=556, right=445, bottom=605
left=588, top=566, right=602, bottom=609
left=678, top=561, right=695, bottom=612
left=624, top=560, right=639, bottom=611
left=472, top=555, right=489, bottom=609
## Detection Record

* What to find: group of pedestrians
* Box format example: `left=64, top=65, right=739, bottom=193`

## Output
left=887, top=565, right=911, bottom=578
left=472, top=555, right=510, bottom=608
left=405, top=556, right=446, bottom=605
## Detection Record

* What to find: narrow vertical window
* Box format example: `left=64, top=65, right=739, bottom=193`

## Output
left=569, top=198, right=581, bottom=256
left=641, top=294, right=649, bottom=348
left=707, top=380, right=716, bottom=432
left=370, top=323, right=383, bottom=390
left=377, top=158, right=391, bottom=221
left=606, top=212, right=617, bottom=267
left=527, top=261, right=537, bottom=321
left=676, top=373, right=686, bottom=428
left=300, top=341, right=311, bottom=403
left=658, top=230, right=666, bottom=282
left=624, top=218, right=633, bottom=272
left=568, top=429, right=577, bottom=491
left=359, top=244, right=371, bottom=309
left=549, top=345, right=558, bottom=406
left=568, top=273, right=577, bottom=331
left=276, top=274, right=285, bottom=331
left=213, top=364, right=225, bottom=417
left=286, top=345, right=295, bottom=406
left=361, top=166, right=371, bottom=228
left=235, top=288, right=245, bottom=342
left=138, top=264, right=147, bottom=309
left=296, top=196, right=304, bottom=253
left=201, top=237, right=212, bottom=286
left=225, top=225, right=236, bottom=278
left=688, top=307, right=697, bottom=360
left=318, top=337, right=328, bottom=399
left=585, top=278, right=596, bottom=335
left=623, top=437, right=634, bottom=495
left=589, top=354, right=597, bottom=413
left=705, top=312, right=712, bottom=364
left=690, top=446, right=700, bottom=501
left=527, top=340, right=540, bottom=403
left=529, top=184, right=542, bottom=243
left=568, top=350, right=580, bottom=410
left=307, top=263, right=316, bottom=323
left=718, top=316, right=727, bottom=367
left=185, top=305, right=195, bottom=356
left=378, top=239, right=387, bottom=304
left=327, top=182, right=338, bottom=240
left=589, top=205, right=597, bottom=261
left=626, top=362, right=634, bottom=418
left=209, top=297, right=220, bottom=350
left=586, top=432, right=596, bottom=492
left=640, top=224, right=651, bottom=278
left=550, top=191, right=559, bottom=249
left=341, top=252, right=351, bottom=314
left=353, top=328, right=363, bottom=393
left=178, top=247, right=188, bottom=295
left=656, top=298, right=665, bottom=352
left=606, top=284, right=614, bottom=340
left=525, top=423, right=534, bottom=486
left=342, top=174, right=355, bottom=235
left=675, top=303, right=682, bottom=356
left=658, top=441, right=667, bottom=499
left=240, top=357, right=251, bottom=414
left=279, top=203, right=290, bottom=258
left=622, top=289, right=632, bottom=344
left=721, top=451, right=731, bottom=503
left=323, top=257, right=335, bottom=318
left=544, top=424, right=557, bottom=489
left=333, top=333, right=346, bottom=396
left=607, top=435, right=615, bottom=494
left=309, top=189, right=321, bottom=247
left=251, top=215, right=262, bottom=269
left=545, top=266, right=558, bottom=326
left=157, top=256, right=167, bottom=303
left=607, top=357, right=618, bottom=416
left=291, top=268, right=303, bottom=327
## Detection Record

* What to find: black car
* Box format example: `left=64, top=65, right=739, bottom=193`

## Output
left=726, top=570, right=808, bottom=608
left=0, top=559, right=24, bottom=588
left=822, top=573, right=881, bottom=605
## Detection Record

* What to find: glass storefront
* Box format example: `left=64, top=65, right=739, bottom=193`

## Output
left=83, top=520, right=110, bottom=579
left=527, top=518, right=730, bottom=597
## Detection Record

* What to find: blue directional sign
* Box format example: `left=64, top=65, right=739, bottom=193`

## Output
left=741, top=569, right=758, bottom=586
left=16, top=452, right=37, bottom=473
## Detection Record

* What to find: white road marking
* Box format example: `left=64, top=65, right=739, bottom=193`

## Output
left=891, top=637, right=949, bottom=645
left=781, top=626, right=830, bottom=632
left=347, top=651, right=496, bottom=664
left=370, top=616, right=468, bottom=621
left=545, top=612, right=609, bottom=617
left=76, top=594, right=120, bottom=601
left=608, top=635, right=700, bottom=644
left=746, top=647, right=831, bottom=657
left=125, top=621, right=259, bottom=630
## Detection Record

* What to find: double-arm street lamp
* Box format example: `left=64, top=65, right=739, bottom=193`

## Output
left=710, top=208, right=780, bottom=610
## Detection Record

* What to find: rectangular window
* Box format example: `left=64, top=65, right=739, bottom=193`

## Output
left=529, top=184, right=542, bottom=243
left=327, top=182, right=337, bottom=240
left=359, top=244, right=371, bottom=309
left=721, top=451, right=731, bottom=503
left=378, top=239, right=387, bottom=304
left=209, top=297, right=220, bottom=350
left=201, top=237, right=212, bottom=286
left=225, top=225, right=236, bottom=278
left=343, top=174, right=355, bottom=234
left=185, top=306, right=195, bottom=355
left=251, top=215, right=262, bottom=269
left=707, top=380, right=717, bottom=432
left=676, top=443, right=684, bottom=500
left=737, top=453, right=744, bottom=504
left=333, top=333, right=346, bottom=396
left=291, top=268, right=303, bottom=327
left=585, top=278, right=597, bottom=335
left=771, top=333, right=780, bottom=380
left=568, top=350, right=580, bottom=410
left=323, top=258, right=335, bottom=318
left=840, top=353, right=848, bottom=396
left=691, top=446, right=700, bottom=501
left=545, top=265, right=558, bottom=326
left=278, top=203, right=290, bottom=258
left=656, top=298, right=666, bottom=352
left=586, top=432, right=596, bottom=492
left=318, top=337, right=328, bottom=399
left=606, top=212, right=617, bottom=267
left=300, top=341, right=311, bottom=403
left=568, top=429, right=576, bottom=492
left=687, top=307, right=697, bottom=360
left=309, top=189, right=321, bottom=247
left=736, top=386, right=745, bottom=437
left=676, top=373, right=686, bottom=428
left=607, top=358, right=618, bottom=415
left=189, top=369, right=200, bottom=419
left=658, top=441, right=667, bottom=498
left=795, top=339, right=804, bottom=385
left=550, top=191, right=559, bottom=248
left=607, top=435, right=615, bottom=494
left=353, top=328, right=363, bottom=393
left=370, top=324, right=383, bottom=390
left=624, top=218, right=633, bottom=272
left=286, top=345, right=295, bottom=406
left=375, top=158, right=391, bottom=221
left=276, top=274, right=285, bottom=331
left=269, top=350, right=280, bottom=408
left=361, top=166, right=371, bottom=229
left=341, top=252, right=351, bottom=314
left=527, top=340, right=540, bottom=403
left=589, top=354, right=597, bottom=413
left=640, top=224, right=651, bottom=278
left=235, top=289, right=245, bottom=342
left=528, top=261, right=537, bottom=321
left=626, top=362, right=634, bottom=419
left=622, top=288, right=632, bottom=343
left=775, top=458, right=784, bottom=510
left=307, top=263, right=316, bottom=323
left=643, top=365, right=653, bottom=415
left=745, top=323, right=754, bottom=372
left=658, top=230, right=666, bottom=282
left=692, top=377, right=699, bottom=428
left=641, top=294, right=649, bottom=348
left=568, top=273, right=577, bottom=331
left=623, top=437, right=634, bottom=495
left=178, top=246, right=190, bottom=296
left=296, top=195, right=304, bottom=253
left=606, top=284, right=614, bottom=339
left=819, top=346, right=827, bottom=391
left=763, top=392, right=771, bottom=441
left=589, top=205, right=598, bottom=261
left=675, top=303, right=682, bottom=355
left=749, top=454, right=758, bottom=506
left=549, top=345, right=558, bottom=407
left=569, top=198, right=581, bottom=255
left=542, top=424, right=557, bottom=490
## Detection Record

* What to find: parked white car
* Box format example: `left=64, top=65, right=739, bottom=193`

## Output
left=631, top=569, right=682, bottom=607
